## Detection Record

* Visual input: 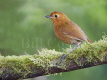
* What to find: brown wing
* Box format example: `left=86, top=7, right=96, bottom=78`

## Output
left=62, top=21, right=89, bottom=42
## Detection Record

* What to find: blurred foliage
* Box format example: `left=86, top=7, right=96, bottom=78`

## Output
left=0, top=0, right=107, bottom=80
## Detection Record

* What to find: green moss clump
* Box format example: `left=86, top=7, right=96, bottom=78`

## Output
left=0, top=36, right=107, bottom=79
left=63, top=35, right=107, bottom=66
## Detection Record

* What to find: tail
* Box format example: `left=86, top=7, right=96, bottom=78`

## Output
left=87, top=39, right=93, bottom=43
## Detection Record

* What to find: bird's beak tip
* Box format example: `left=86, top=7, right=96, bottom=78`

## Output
left=45, top=15, right=52, bottom=18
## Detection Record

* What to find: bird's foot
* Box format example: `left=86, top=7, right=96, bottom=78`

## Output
left=56, top=54, right=66, bottom=65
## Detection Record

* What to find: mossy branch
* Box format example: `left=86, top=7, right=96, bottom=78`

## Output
left=0, top=36, right=107, bottom=80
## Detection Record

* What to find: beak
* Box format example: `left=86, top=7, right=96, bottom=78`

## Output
left=45, top=15, right=52, bottom=18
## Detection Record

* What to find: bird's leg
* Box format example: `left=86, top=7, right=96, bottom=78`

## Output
left=69, top=42, right=82, bottom=53
left=69, top=45, right=78, bottom=53
left=56, top=54, right=66, bottom=65
left=56, top=42, right=82, bottom=65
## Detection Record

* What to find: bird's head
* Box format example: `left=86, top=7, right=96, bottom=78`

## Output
left=45, top=11, right=70, bottom=23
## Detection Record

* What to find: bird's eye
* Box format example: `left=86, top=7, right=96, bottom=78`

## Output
left=55, top=15, right=59, bottom=18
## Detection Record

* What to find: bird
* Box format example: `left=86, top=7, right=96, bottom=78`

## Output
left=45, top=11, right=92, bottom=64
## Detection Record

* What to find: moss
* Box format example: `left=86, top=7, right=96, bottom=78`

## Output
left=64, top=35, right=107, bottom=66
left=0, top=36, right=107, bottom=79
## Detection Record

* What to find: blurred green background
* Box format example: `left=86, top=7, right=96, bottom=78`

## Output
left=0, top=0, right=107, bottom=80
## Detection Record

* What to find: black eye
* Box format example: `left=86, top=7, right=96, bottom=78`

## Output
left=55, top=15, right=58, bottom=18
